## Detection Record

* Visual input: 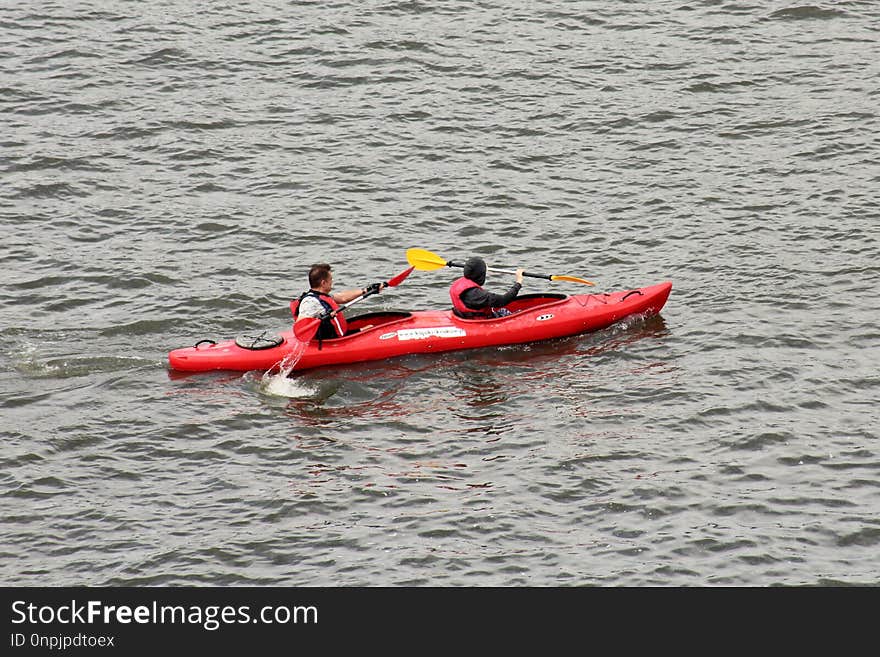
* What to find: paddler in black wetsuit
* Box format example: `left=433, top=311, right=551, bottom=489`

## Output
left=449, top=257, right=524, bottom=319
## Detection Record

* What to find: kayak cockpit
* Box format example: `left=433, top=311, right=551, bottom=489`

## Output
left=505, top=293, right=567, bottom=312
left=341, top=311, right=413, bottom=336
left=451, top=293, right=569, bottom=322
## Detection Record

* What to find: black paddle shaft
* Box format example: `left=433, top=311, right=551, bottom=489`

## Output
left=445, top=260, right=552, bottom=281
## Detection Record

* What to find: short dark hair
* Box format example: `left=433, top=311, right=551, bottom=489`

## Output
left=308, top=263, right=332, bottom=288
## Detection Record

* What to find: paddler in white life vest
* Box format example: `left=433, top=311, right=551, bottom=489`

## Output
left=449, top=257, right=524, bottom=319
left=294, top=263, right=386, bottom=339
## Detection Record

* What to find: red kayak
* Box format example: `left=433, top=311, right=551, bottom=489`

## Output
left=167, top=281, right=672, bottom=373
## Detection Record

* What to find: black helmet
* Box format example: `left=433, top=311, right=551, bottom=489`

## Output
left=463, top=257, right=487, bottom=285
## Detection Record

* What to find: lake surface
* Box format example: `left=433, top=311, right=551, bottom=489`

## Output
left=2, top=0, right=878, bottom=586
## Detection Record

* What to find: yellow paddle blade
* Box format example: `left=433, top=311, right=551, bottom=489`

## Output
left=406, top=248, right=449, bottom=271
left=550, top=274, right=595, bottom=286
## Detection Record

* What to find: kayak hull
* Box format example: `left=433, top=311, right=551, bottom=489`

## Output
left=167, top=281, right=672, bottom=373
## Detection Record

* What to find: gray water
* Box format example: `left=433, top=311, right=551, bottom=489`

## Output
left=2, top=1, right=878, bottom=586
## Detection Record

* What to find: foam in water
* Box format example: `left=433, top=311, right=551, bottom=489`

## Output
left=259, top=338, right=312, bottom=398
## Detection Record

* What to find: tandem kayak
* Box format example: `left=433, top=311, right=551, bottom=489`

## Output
left=167, top=281, right=672, bottom=373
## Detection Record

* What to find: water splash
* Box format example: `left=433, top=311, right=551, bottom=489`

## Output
left=259, top=338, right=312, bottom=398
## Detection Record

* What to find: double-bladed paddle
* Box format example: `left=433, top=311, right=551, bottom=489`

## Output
left=293, top=265, right=415, bottom=342
left=406, top=248, right=595, bottom=286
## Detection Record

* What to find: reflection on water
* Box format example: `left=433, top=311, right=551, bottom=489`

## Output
left=160, top=313, right=674, bottom=454
left=256, top=314, right=675, bottom=442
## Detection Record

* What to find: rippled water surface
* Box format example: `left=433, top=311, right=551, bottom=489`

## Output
left=2, top=1, right=879, bottom=586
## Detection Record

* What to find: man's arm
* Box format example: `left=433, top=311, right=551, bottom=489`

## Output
left=333, top=282, right=386, bottom=304
left=332, top=288, right=365, bottom=304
